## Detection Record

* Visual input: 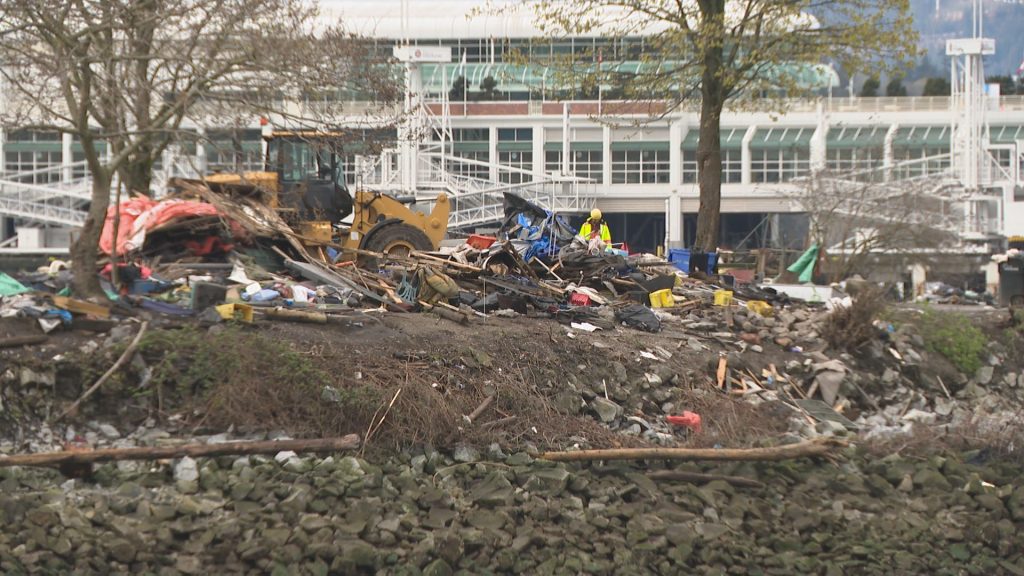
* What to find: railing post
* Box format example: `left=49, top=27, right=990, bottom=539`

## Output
left=62, top=133, right=73, bottom=185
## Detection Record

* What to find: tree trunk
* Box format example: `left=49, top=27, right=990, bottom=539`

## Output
left=70, top=171, right=113, bottom=299
left=694, top=3, right=727, bottom=253
left=695, top=66, right=724, bottom=251
left=119, top=157, right=153, bottom=197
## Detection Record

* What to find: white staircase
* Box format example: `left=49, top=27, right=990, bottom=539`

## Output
left=807, top=147, right=1021, bottom=243
left=0, top=162, right=94, bottom=227
left=359, top=107, right=596, bottom=231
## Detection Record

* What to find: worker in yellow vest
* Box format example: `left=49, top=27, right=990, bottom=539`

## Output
left=579, top=208, right=611, bottom=244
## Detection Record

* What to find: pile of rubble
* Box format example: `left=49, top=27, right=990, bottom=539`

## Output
left=3, top=184, right=1021, bottom=461
left=2, top=188, right=794, bottom=337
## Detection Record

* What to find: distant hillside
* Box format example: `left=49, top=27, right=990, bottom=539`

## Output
left=913, top=0, right=1024, bottom=76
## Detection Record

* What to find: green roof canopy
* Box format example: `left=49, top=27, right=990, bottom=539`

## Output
left=991, top=125, right=1024, bottom=144
left=682, top=128, right=746, bottom=150
left=420, top=60, right=838, bottom=94
left=543, top=141, right=603, bottom=152
left=826, top=126, right=887, bottom=149
left=893, top=126, right=949, bottom=148
left=750, top=127, right=813, bottom=148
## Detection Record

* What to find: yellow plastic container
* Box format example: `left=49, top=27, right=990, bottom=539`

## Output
left=649, top=289, right=674, bottom=308
left=713, top=290, right=734, bottom=307
left=747, top=300, right=773, bottom=317
left=215, top=303, right=254, bottom=323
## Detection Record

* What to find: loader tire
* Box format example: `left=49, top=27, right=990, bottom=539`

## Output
left=361, top=223, right=433, bottom=268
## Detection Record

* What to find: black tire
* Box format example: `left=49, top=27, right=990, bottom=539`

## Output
left=361, top=223, right=433, bottom=267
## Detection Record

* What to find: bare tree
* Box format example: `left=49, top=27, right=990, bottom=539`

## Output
left=0, top=0, right=399, bottom=298
left=789, top=171, right=957, bottom=281
left=512, top=0, right=919, bottom=251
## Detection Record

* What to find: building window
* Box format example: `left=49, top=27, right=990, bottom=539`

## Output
left=752, top=148, right=809, bottom=183
left=451, top=150, right=490, bottom=180
left=826, top=148, right=882, bottom=172
left=207, top=146, right=263, bottom=173
left=612, top=149, right=669, bottom=184
left=8, top=130, right=60, bottom=142
left=681, top=149, right=741, bottom=184
left=893, top=146, right=950, bottom=179
left=545, top=150, right=561, bottom=174
left=723, top=150, right=741, bottom=183
left=571, top=149, right=603, bottom=181
left=4, top=150, right=62, bottom=184
left=544, top=148, right=602, bottom=181
left=497, top=128, right=532, bottom=142
left=498, top=150, right=532, bottom=184
left=449, top=128, right=489, bottom=143
left=682, top=150, right=697, bottom=183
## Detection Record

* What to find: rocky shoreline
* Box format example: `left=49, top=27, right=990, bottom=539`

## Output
left=1, top=442, right=1021, bottom=575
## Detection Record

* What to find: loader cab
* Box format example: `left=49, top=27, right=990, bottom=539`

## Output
left=266, top=132, right=354, bottom=222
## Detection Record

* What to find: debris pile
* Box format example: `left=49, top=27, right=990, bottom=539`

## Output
left=2, top=184, right=1021, bottom=462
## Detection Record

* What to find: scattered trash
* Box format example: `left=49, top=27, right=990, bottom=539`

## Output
left=666, top=411, right=703, bottom=433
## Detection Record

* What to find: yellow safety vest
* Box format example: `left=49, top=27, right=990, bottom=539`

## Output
left=579, top=220, right=611, bottom=243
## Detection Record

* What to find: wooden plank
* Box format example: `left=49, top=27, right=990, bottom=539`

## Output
left=716, top=356, right=728, bottom=389
left=52, top=296, right=110, bottom=319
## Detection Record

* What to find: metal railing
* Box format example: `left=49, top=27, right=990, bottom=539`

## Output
left=0, top=162, right=96, bottom=227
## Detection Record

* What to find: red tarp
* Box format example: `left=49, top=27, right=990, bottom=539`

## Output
left=100, top=197, right=220, bottom=255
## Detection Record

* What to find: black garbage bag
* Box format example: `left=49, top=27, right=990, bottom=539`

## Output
left=615, top=304, right=662, bottom=333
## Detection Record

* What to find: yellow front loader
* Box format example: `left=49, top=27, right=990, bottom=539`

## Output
left=205, top=131, right=448, bottom=262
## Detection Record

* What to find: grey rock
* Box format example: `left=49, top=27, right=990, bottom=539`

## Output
left=19, top=367, right=56, bottom=387
left=174, top=457, right=200, bottom=493
left=486, top=443, right=507, bottom=460
left=976, top=366, right=994, bottom=385
left=913, top=468, right=952, bottom=492
left=422, top=559, right=454, bottom=576
left=97, top=423, right=120, bottom=439
left=523, top=466, right=571, bottom=495
left=175, top=555, right=203, bottom=574
left=453, top=444, right=480, bottom=463
left=282, top=456, right=311, bottom=474
left=107, top=538, right=136, bottom=563
left=470, top=471, right=514, bottom=506
left=902, top=409, right=937, bottom=425
left=591, top=397, right=621, bottom=423
left=340, top=540, right=378, bottom=568
left=814, top=371, right=845, bottom=406
left=506, top=452, right=533, bottom=466
left=321, top=385, right=343, bottom=403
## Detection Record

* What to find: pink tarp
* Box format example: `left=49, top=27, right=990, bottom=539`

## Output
left=99, top=196, right=221, bottom=255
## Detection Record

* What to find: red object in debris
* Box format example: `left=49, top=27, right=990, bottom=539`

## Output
left=467, top=234, right=497, bottom=250
left=183, top=236, right=234, bottom=256
left=667, top=411, right=702, bottom=433
left=569, top=292, right=592, bottom=306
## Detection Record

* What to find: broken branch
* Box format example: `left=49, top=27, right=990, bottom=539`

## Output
left=0, top=335, right=48, bottom=348
left=0, top=435, right=361, bottom=468
left=540, top=438, right=845, bottom=463
left=57, top=321, right=149, bottom=421
left=466, top=395, right=494, bottom=423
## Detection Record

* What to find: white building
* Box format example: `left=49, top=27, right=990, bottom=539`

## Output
left=2, top=0, right=1023, bottom=255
